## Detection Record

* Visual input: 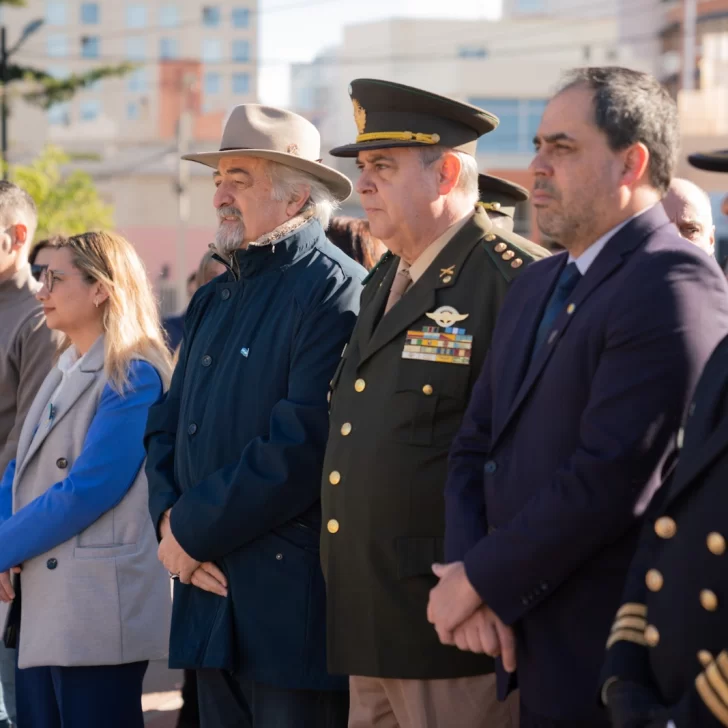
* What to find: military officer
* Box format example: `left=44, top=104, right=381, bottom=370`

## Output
left=600, top=149, right=728, bottom=728
left=320, top=79, right=549, bottom=728
left=477, top=173, right=529, bottom=233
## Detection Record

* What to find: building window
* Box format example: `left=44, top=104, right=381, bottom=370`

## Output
left=48, top=102, right=71, bottom=126
left=127, top=102, right=139, bottom=120
left=232, top=40, right=249, bottom=63
left=126, top=36, right=146, bottom=60
left=126, top=4, right=146, bottom=28
left=205, top=72, right=221, bottom=95
left=160, top=37, right=178, bottom=59
left=81, top=35, right=100, bottom=59
left=127, top=67, right=147, bottom=92
left=159, top=5, right=179, bottom=27
left=470, top=97, right=548, bottom=154
left=48, top=66, right=69, bottom=80
left=202, top=39, right=222, bottom=63
left=232, top=7, right=249, bottom=28
left=47, top=34, right=68, bottom=57
left=46, top=1, right=66, bottom=26
left=80, top=2, right=99, bottom=24
left=80, top=99, right=101, bottom=121
left=458, top=45, right=488, bottom=59
left=232, top=72, right=250, bottom=94
left=202, top=6, right=221, bottom=27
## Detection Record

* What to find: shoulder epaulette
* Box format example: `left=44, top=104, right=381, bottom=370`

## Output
left=362, top=250, right=394, bottom=285
left=482, top=229, right=549, bottom=283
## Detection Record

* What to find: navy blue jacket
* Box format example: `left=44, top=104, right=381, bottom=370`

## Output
left=445, top=205, right=728, bottom=720
left=144, top=219, right=365, bottom=690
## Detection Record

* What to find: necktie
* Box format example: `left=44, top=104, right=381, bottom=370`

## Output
left=384, top=267, right=412, bottom=314
left=530, top=262, right=582, bottom=362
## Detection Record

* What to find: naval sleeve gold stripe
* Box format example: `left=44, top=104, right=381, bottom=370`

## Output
left=355, top=131, right=441, bottom=145
left=697, top=673, right=728, bottom=727
left=610, top=616, right=647, bottom=633
left=606, top=628, right=648, bottom=649
left=718, top=652, right=728, bottom=678
left=707, top=663, right=728, bottom=705
left=616, top=603, right=647, bottom=619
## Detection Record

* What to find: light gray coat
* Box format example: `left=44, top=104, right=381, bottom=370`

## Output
left=1, top=337, right=171, bottom=668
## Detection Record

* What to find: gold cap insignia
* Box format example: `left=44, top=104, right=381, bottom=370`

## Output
left=426, top=305, right=469, bottom=328
left=352, top=99, right=367, bottom=135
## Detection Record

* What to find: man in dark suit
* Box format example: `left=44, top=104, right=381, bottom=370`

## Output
left=600, top=148, right=728, bottom=728
left=428, top=67, right=728, bottom=726
left=321, top=79, right=548, bottom=728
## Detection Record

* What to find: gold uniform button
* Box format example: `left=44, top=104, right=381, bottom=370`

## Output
left=485, top=233, right=497, bottom=242
left=422, top=384, right=434, bottom=396
left=644, top=625, right=660, bottom=647
left=329, top=471, right=341, bottom=485
left=708, top=532, right=726, bottom=556
left=354, top=379, right=366, bottom=393
left=654, top=517, right=677, bottom=540
left=494, top=242, right=507, bottom=253
left=646, top=569, right=664, bottom=592
left=701, top=589, right=719, bottom=612
left=492, top=202, right=501, bottom=210
left=502, top=250, right=515, bottom=261
left=327, top=519, right=339, bottom=534
left=698, top=650, right=714, bottom=667
left=340, top=423, right=352, bottom=436
left=511, top=258, right=523, bottom=269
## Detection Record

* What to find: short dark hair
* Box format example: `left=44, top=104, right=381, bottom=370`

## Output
left=326, top=216, right=382, bottom=271
left=28, top=235, right=65, bottom=265
left=558, top=67, right=678, bottom=195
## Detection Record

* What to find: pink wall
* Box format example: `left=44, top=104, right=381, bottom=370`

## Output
left=118, top=225, right=218, bottom=284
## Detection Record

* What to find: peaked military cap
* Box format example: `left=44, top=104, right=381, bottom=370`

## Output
left=477, top=174, right=529, bottom=220
left=688, top=150, right=728, bottom=173
left=329, top=79, right=499, bottom=158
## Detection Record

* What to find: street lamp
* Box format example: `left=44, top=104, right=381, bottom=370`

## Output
left=1, top=18, right=45, bottom=179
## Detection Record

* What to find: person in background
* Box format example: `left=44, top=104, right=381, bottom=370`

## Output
left=662, top=177, right=716, bottom=256
left=28, top=236, right=65, bottom=282
left=0, top=231, right=173, bottom=728
left=431, top=66, right=728, bottom=726
left=477, top=174, right=530, bottom=233
left=145, top=104, right=364, bottom=728
left=0, top=182, right=60, bottom=728
left=600, top=148, right=728, bottom=728
left=326, top=216, right=387, bottom=270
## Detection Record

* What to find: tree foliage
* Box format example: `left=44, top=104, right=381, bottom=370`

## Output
left=11, top=146, right=113, bottom=241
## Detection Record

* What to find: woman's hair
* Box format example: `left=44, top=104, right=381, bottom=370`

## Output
left=326, top=217, right=382, bottom=271
left=56, top=231, right=173, bottom=393
left=28, top=235, right=65, bottom=266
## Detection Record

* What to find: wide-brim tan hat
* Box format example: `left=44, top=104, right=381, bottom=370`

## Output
left=183, top=104, right=352, bottom=202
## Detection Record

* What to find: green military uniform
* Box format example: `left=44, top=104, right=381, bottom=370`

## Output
left=477, top=173, right=529, bottom=228
left=321, top=79, right=550, bottom=679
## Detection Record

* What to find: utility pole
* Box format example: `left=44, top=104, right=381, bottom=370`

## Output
left=682, top=0, right=698, bottom=91
left=1, top=27, right=8, bottom=181
left=175, top=73, right=195, bottom=313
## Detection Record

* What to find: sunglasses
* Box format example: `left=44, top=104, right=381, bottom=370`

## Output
left=30, top=264, right=47, bottom=281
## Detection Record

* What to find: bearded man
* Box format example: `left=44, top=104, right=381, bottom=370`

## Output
left=144, top=104, right=365, bottom=728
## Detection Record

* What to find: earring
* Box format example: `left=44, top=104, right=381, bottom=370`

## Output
left=94, top=300, right=99, bottom=308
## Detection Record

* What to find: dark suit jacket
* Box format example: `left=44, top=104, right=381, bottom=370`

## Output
left=601, top=332, right=728, bottom=727
left=321, top=207, right=549, bottom=679
left=445, top=204, right=728, bottom=719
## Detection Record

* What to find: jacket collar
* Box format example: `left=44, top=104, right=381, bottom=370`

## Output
left=230, top=217, right=323, bottom=280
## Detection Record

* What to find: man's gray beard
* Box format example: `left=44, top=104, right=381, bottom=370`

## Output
left=214, top=220, right=246, bottom=257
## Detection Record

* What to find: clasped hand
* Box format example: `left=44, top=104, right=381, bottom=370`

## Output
left=0, top=566, right=22, bottom=603
left=427, top=561, right=516, bottom=672
left=158, top=510, right=228, bottom=598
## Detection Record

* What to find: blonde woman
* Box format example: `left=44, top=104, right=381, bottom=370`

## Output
left=0, top=232, right=173, bottom=728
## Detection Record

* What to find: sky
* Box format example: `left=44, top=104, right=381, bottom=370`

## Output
left=257, top=0, right=503, bottom=106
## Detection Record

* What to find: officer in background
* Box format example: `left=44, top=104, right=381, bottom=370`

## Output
left=602, top=151, right=728, bottom=728
left=478, top=173, right=529, bottom=233
left=320, top=79, right=549, bottom=728
left=600, top=148, right=728, bottom=728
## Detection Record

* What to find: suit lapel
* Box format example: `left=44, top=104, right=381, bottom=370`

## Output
left=16, top=337, right=105, bottom=483
left=493, top=204, right=671, bottom=447
left=357, top=210, right=488, bottom=368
